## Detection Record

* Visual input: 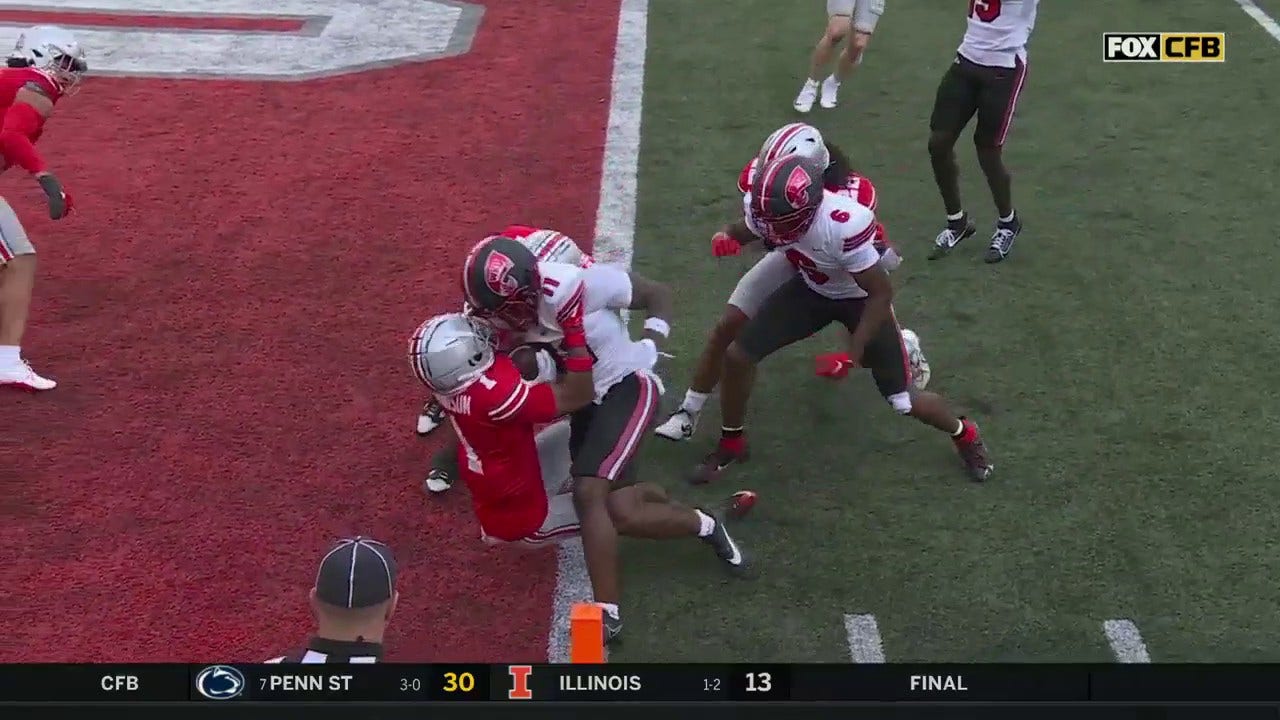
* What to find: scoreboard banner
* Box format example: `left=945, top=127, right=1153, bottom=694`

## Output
left=4, top=664, right=1280, bottom=703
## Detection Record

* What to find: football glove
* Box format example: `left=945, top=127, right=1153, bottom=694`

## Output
left=36, top=173, right=72, bottom=220
left=711, top=231, right=741, bottom=257
left=814, top=352, right=856, bottom=379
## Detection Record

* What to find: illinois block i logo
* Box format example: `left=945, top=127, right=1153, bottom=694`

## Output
left=1103, top=33, right=1225, bottom=62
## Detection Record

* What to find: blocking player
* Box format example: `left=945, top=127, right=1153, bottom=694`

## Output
left=0, top=26, right=84, bottom=391
left=655, top=122, right=928, bottom=442
left=461, top=236, right=753, bottom=642
left=793, top=0, right=886, bottom=112
left=694, top=153, right=994, bottom=484
left=927, top=0, right=1039, bottom=264
left=416, top=225, right=595, bottom=437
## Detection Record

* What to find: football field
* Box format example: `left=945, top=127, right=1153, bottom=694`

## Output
left=616, top=0, right=1280, bottom=662
left=6, top=0, right=1279, bottom=664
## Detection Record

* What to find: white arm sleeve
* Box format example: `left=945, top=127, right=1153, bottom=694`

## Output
left=579, top=263, right=634, bottom=313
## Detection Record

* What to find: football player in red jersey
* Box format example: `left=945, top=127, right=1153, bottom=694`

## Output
left=460, top=236, right=753, bottom=643
left=656, top=123, right=928, bottom=442
left=416, top=225, right=596, bottom=438
left=693, top=153, right=994, bottom=484
left=0, top=26, right=83, bottom=392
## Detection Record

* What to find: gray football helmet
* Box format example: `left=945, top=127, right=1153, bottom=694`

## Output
left=408, top=313, right=495, bottom=395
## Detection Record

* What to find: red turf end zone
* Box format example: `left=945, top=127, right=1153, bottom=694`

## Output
left=4, top=0, right=620, bottom=662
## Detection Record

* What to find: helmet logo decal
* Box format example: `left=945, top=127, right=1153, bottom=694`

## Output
left=483, top=251, right=519, bottom=298
left=784, top=165, right=813, bottom=210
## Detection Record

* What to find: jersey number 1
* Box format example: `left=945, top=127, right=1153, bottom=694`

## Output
left=968, top=0, right=1001, bottom=22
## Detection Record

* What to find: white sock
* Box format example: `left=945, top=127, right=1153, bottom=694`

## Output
left=0, top=345, right=20, bottom=366
left=947, top=211, right=966, bottom=222
left=825, top=74, right=839, bottom=85
left=805, top=77, right=819, bottom=87
left=597, top=602, right=620, bottom=620
left=682, top=390, right=708, bottom=414
left=999, top=211, right=1016, bottom=223
left=695, top=509, right=717, bottom=538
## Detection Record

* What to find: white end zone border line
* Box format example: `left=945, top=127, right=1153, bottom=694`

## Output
left=1103, top=619, right=1152, bottom=663
left=546, top=0, right=650, bottom=664
left=1233, top=0, right=1280, bottom=44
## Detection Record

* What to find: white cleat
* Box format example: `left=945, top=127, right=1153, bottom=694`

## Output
left=819, top=76, right=840, bottom=109
left=654, top=408, right=698, bottom=441
left=793, top=80, right=818, bottom=113
left=416, top=400, right=445, bottom=436
left=901, top=329, right=931, bottom=390
left=0, top=360, right=56, bottom=392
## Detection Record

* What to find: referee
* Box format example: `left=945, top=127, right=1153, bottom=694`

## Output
left=267, top=536, right=399, bottom=663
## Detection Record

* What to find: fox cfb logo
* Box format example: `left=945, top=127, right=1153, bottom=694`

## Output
left=1103, top=33, right=1225, bottom=62
left=195, top=665, right=246, bottom=700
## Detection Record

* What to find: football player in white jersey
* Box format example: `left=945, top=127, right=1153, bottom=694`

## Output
left=793, top=0, right=886, bottom=112
left=655, top=122, right=929, bottom=443
left=416, top=225, right=596, bottom=437
left=693, top=153, right=994, bottom=484
left=928, top=0, right=1038, bottom=264
left=461, top=235, right=754, bottom=643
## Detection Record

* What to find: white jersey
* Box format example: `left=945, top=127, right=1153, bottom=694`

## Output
left=742, top=191, right=880, bottom=300
left=957, top=0, right=1038, bottom=68
left=524, top=262, right=656, bottom=401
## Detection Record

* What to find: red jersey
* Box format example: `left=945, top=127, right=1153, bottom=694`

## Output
left=738, top=159, right=888, bottom=251
left=0, top=67, right=62, bottom=175
left=436, top=354, right=563, bottom=541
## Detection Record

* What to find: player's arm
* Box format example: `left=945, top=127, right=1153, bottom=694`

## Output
left=840, top=218, right=894, bottom=361
left=493, top=303, right=597, bottom=423
left=0, top=84, right=71, bottom=219
left=577, top=263, right=673, bottom=348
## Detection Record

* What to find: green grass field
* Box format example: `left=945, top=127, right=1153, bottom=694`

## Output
left=613, top=0, right=1280, bottom=662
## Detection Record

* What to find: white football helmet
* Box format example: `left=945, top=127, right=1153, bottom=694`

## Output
left=758, top=123, right=830, bottom=171
left=11, top=25, right=87, bottom=94
left=518, top=229, right=586, bottom=266
left=408, top=313, right=495, bottom=395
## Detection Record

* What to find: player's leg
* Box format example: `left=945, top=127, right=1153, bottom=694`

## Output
left=795, top=4, right=852, bottom=113
left=694, top=276, right=832, bottom=483
left=822, top=0, right=883, bottom=109
left=972, top=57, right=1029, bottom=263
left=927, top=61, right=982, bottom=259
left=0, top=199, right=53, bottom=392
left=850, top=307, right=993, bottom=481
left=656, top=253, right=796, bottom=441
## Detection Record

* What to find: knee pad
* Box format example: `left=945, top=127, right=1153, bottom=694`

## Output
left=887, top=391, right=912, bottom=415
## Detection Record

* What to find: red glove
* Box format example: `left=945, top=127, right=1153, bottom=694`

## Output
left=558, top=293, right=586, bottom=348
left=814, top=352, right=855, bottom=379
left=711, top=231, right=741, bottom=257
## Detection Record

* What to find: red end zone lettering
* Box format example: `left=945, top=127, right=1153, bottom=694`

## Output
left=0, top=0, right=486, bottom=79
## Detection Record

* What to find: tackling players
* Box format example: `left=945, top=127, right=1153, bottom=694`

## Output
left=927, top=0, right=1039, bottom=263
left=0, top=26, right=83, bottom=391
left=455, top=235, right=752, bottom=642
left=695, top=153, right=994, bottom=484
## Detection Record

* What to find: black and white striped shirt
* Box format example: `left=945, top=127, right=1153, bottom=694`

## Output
left=266, top=637, right=383, bottom=663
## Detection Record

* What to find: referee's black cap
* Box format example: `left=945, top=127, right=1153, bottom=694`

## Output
left=314, top=537, right=398, bottom=609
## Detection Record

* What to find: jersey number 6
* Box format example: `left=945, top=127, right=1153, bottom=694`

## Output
left=785, top=249, right=830, bottom=285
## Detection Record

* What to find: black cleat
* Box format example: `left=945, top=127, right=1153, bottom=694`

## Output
left=416, top=400, right=446, bottom=436
left=699, top=509, right=752, bottom=576
left=603, top=607, right=623, bottom=645
left=984, top=214, right=1022, bottom=263
left=929, top=213, right=977, bottom=259
left=690, top=441, right=749, bottom=485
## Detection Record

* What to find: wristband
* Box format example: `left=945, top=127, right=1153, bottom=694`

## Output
left=562, top=330, right=587, bottom=349
left=563, top=354, right=593, bottom=373
left=643, top=317, right=670, bottom=338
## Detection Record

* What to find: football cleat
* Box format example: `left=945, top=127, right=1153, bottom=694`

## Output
left=793, top=80, right=818, bottom=113
left=0, top=360, right=56, bottom=391
left=602, top=606, right=623, bottom=645
left=698, top=508, right=752, bottom=576
left=416, top=400, right=446, bottom=436
left=423, top=468, right=452, bottom=494
left=985, top=214, right=1022, bottom=263
left=690, top=439, right=748, bottom=484
left=900, top=329, right=931, bottom=390
left=819, top=76, right=840, bottom=109
left=952, top=417, right=994, bottom=482
left=725, top=490, right=758, bottom=520
left=929, top=214, right=976, bottom=259
left=654, top=408, right=698, bottom=441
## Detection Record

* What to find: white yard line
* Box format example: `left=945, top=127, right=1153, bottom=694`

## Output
left=1233, top=0, right=1280, bottom=44
left=546, top=0, right=650, bottom=664
left=1103, top=619, right=1152, bottom=663
left=843, top=613, right=887, bottom=663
